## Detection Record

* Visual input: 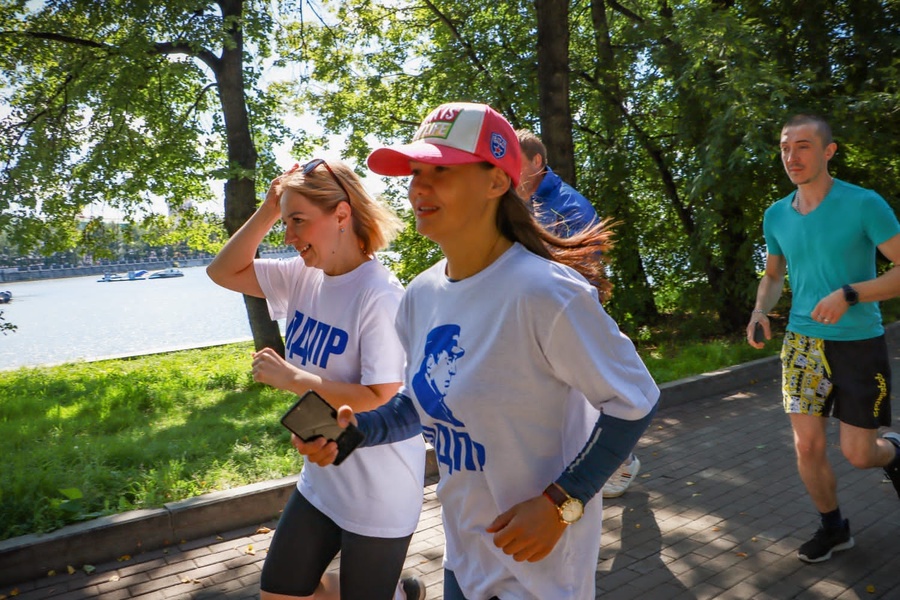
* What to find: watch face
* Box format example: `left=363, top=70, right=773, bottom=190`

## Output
left=560, top=498, right=584, bottom=523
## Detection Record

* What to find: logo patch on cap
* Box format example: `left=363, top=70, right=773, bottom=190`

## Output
left=414, top=106, right=462, bottom=141
left=490, top=132, right=507, bottom=159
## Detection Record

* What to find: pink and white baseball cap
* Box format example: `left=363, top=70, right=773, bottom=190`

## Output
left=367, top=102, right=521, bottom=187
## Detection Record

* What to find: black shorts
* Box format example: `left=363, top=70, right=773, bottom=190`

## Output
left=260, top=489, right=413, bottom=599
left=781, top=331, right=892, bottom=429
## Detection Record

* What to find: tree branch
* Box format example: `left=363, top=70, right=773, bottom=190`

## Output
left=606, top=0, right=644, bottom=23
left=181, top=82, right=219, bottom=125
left=0, top=30, right=111, bottom=49
left=577, top=69, right=694, bottom=236
left=420, top=0, right=490, bottom=79
left=2, top=70, right=76, bottom=172
left=153, top=42, right=221, bottom=74
left=418, top=0, right=518, bottom=122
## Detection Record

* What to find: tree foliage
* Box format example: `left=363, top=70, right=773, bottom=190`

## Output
left=0, top=0, right=304, bottom=352
left=282, top=0, right=900, bottom=333
left=3, top=1, right=898, bottom=339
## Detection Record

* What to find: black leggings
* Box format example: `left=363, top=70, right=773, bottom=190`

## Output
left=260, top=489, right=413, bottom=599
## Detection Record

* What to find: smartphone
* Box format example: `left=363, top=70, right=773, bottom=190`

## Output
left=753, top=322, right=766, bottom=344
left=280, top=390, right=365, bottom=466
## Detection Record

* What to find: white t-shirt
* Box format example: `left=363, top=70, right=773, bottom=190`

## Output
left=396, top=243, right=659, bottom=599
left=255, top=257, right=425, bottom=538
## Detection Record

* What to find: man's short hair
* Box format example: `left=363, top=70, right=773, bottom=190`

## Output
left=516, top=128, right=547, bottom=164
left=783, top=114, right=833, bottom=146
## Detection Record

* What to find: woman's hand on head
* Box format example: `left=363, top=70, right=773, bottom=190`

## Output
left=264, top=163, right=300, bottom=212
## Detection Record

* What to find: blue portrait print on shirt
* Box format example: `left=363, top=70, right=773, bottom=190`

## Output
left=412, top=324, right=465, bottom=427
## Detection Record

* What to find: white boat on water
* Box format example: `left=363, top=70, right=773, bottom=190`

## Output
left=148, top=268, right=185, bottom=279
left=97, top=270, right=148, bottom=282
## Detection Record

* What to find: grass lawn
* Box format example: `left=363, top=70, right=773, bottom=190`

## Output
left=1, top=325, right=783, bottom=541
left=0, top=344, right=300, bottom=541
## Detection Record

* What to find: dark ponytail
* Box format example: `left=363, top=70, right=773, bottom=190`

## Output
left=495, top=188, right=615, bottom=302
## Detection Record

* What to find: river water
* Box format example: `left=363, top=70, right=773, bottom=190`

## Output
left=0, top=265, right=278, bottom=370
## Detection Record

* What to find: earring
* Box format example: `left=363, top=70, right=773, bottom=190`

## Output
left=340, top=227, right=345, bottom=233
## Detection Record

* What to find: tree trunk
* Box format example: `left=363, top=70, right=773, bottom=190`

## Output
left=216, top=0, right=285, bottom=355
left=589, top=0, right=659, bottom=324
left=534, top=0, right=576, bottom=186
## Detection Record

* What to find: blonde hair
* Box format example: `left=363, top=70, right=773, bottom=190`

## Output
left=277, top=160, right=403, bottom=254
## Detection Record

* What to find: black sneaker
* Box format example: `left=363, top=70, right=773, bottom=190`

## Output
left=797, top=519, right=854, bottom=563
left=400, top=576, right=426, bottom=600
left=883, top=432, right=900, bottom=499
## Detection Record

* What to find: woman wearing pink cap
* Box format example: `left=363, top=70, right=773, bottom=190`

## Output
left=296, top=103, right=660, bottom=599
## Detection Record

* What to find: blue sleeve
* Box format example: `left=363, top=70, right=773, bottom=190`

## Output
left=556, top=403, right=658, bottom=504
left=556, top=195, right=599, bottom=238
left=355, top=393, right=422, bottom=447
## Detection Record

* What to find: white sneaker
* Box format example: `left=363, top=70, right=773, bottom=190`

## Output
left=602, top=455, right=641, bottom=498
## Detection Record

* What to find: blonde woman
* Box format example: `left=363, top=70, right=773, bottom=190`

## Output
left=207, top=159, right=426, bottom=600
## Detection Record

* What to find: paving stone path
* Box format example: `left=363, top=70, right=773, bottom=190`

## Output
left=6, top=343, right=900, bottom=599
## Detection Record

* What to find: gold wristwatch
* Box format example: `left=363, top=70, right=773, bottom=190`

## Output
left=543, top=482, right=584, bottom=524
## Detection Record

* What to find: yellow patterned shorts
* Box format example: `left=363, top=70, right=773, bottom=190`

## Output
left=781, top=330, right=892, bottom=428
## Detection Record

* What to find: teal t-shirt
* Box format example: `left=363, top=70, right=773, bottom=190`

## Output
left=763, top=178, right=900, bottom=341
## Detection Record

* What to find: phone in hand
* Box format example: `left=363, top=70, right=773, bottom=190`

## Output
left=280, top=390, right=365, bottom=466
left=753, top=322, right=766, bottom=344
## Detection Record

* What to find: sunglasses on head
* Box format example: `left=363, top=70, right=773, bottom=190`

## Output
left=301, top=158, right=351, bottom=201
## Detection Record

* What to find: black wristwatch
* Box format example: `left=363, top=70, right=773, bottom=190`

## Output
left=842, top=284, right=859, bottom=306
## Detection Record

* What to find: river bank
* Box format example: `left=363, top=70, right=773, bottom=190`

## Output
left=0, top=266, right=258, bottom=370
left=0, top=258, right=211, bottom=283
left=0, top=250, right=296, bottom=283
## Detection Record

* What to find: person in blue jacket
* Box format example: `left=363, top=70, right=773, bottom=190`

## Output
left=516, top=128, right=642, bottom=499
left=515, top=129, right=599, bottom=237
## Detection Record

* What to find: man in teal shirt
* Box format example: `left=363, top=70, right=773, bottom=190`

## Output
left=748, top=114, right=900, bottom=563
